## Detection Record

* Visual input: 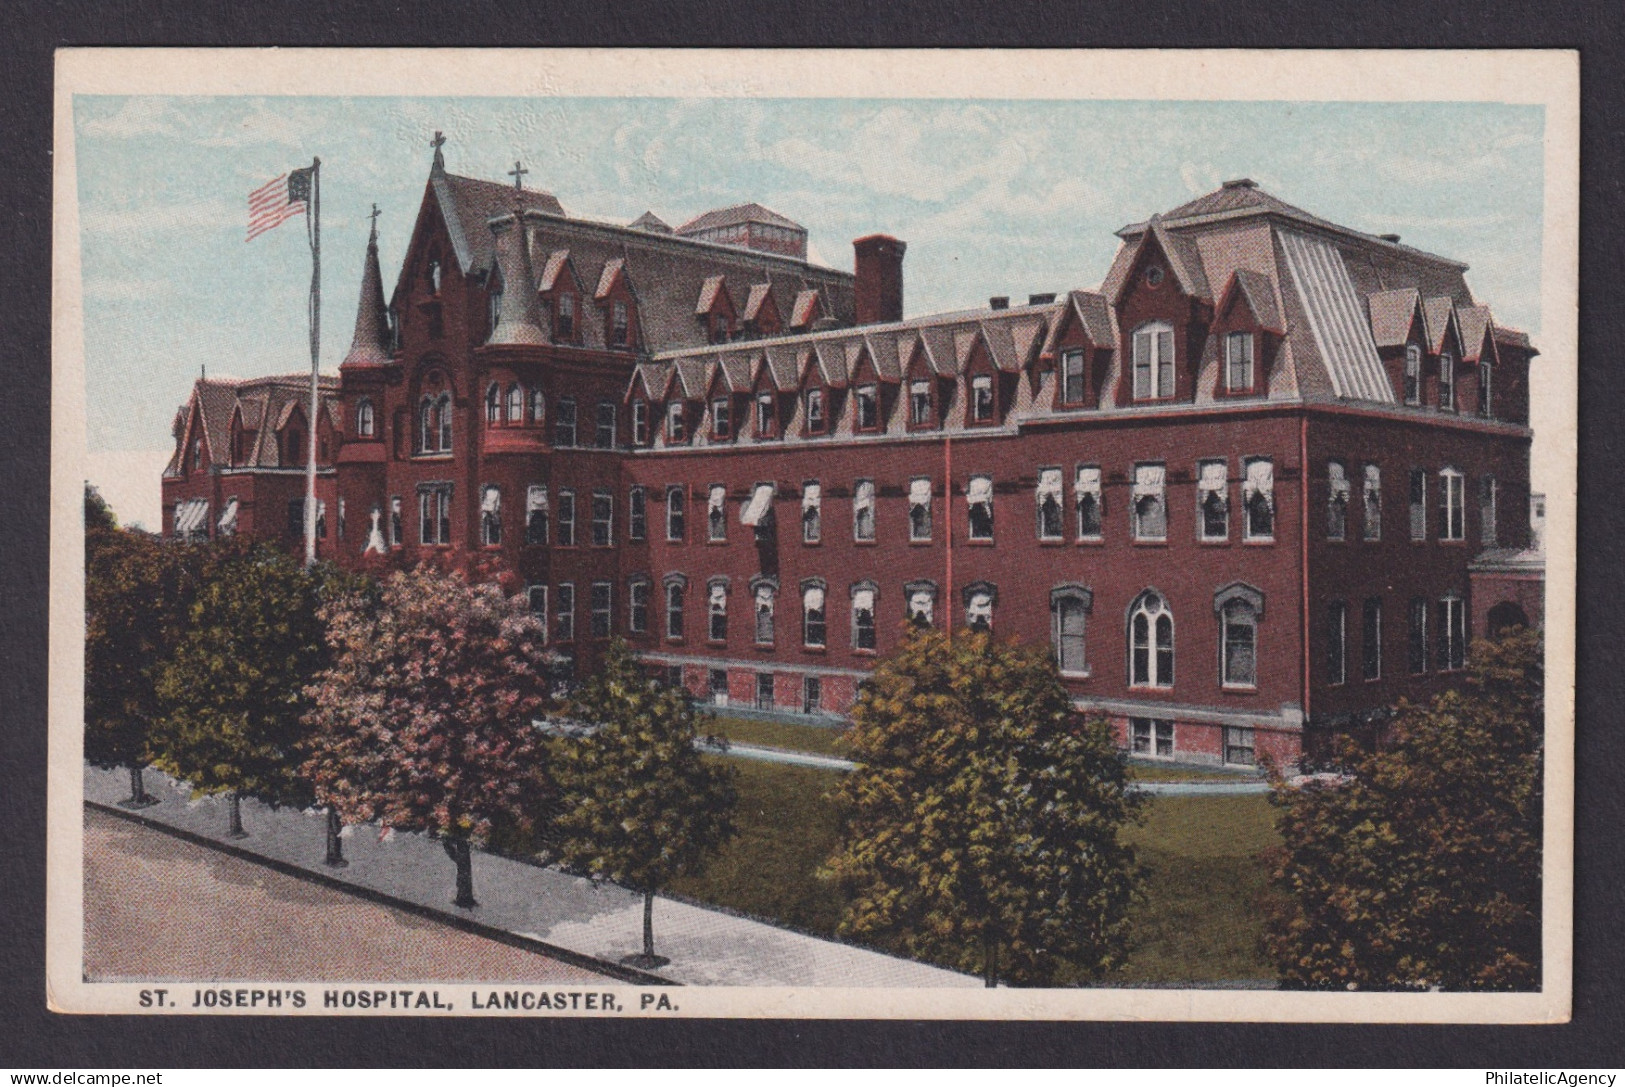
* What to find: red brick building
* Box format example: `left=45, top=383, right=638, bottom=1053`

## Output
left=162, top=148, right=1542, bottom=770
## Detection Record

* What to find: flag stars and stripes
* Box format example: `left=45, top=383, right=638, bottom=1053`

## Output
left=247, top=170, right=310, bottom=242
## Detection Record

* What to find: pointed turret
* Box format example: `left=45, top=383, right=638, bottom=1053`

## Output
left=341, top=206, right=393, bottom=368
left=485, top=211, right=548, bottom=346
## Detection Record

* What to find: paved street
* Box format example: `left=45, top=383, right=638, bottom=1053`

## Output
left=84, top=806, right=606, bottom=984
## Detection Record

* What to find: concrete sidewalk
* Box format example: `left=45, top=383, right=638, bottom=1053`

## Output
left=84, top=765, right=979, bottom=989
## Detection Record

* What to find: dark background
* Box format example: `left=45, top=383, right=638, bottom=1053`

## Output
left=3, top=1, right=1621, bottom=1067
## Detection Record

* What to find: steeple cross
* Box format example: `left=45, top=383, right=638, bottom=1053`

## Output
left=430, top=131, right=446, bottom=152
left=509, top=160, right=528, bottom=190
left=368, top=203, right=381, bottom=235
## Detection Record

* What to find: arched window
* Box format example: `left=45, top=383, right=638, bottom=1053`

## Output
left=908, top=479, right=932, bottom=541
left=664, top=575, right=687, bottom=640
left=851, top=582, right=877, bottom=651
left=529, top=388, right=546, bottom=426
left=1051, top=585, right=1092, bottom=676
left=437, top=393, right=452, bottom=451
left=486, top=384, right=502, bottom=425
left=707, top=580, right=728, bottom=642
left=1129, top=590, right=1174, bottom=688
left=753, top=580, right=776, bottom=646
left=419, top=397, right=434, bottom=452
left=356, top=398, right=375, bottom=438
left=1327, top=460, right=1349, bottom=540
left=964, top=582, right=997, bottom=633
left=506, top=385, right=524, bottom=424
left=904, top=580, right=936, bottom=627
left=1198, top=460, right=1228, bottom=540
left=802, top=581, right=827, bottom=648
left=526, top=485, right=549, bottom=545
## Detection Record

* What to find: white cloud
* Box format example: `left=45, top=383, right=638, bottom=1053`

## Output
left=77, top=98, right=185, bottom=139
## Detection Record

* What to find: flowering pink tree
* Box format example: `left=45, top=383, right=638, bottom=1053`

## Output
left=303, top=565, right=555, bottom=908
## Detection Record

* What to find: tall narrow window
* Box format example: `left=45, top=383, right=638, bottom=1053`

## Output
left=801, top=482, right=821, bottom=543
left=851, top=584, right=877, bottom=651
left=966, top=475, right=994, bottom=541
left=1226, top=332, right=1255, bottom=392
left=910, top=379, right=933, bottom=425
left=802, top=583, right=827, bottom=648
left=1061, top=349, right=1087, bottom=404
left=707, top=484, right=727, bottom=541
left=1129, top=591, right=1174, bottom=688
left=966, top=586, right=995, bottom=633
left=1075, top=466, right=1103, bottom=539
left=1404, top=345, right=1422, bottom=405
left=1363, top=465, right=1382, bottom=541
left=1052, top=589, right=1089, bottom=676
left=556, top=489, right=576, bottom=547
left=529, top=388, right=546, bottom=426
left=754, top=583, right=776, bottom=646
left=480, top=485, right=502, bottom=546
left=556, top=583, right=575, bottom=643
left=595, top=402, right=616, bottom=448
left=665, top=580, right=685, bottom=640
left=1198, top=460, right=1228, bottom=540
left=1439, top=468, right=1465, bottom=541
left=1440, top=351, right=1456, bottom=412
left=1479, top=358, right=1494, bottom=418
left=628, top=579, right=649, bottom=635
left=971, top=375, right=995, bottom=422
left=437, top=394, right=452, bottom=451
left=1481, top=476, right=1498, bottom=546
left=802, top=675, right=822, bottom=714
left=356, top=398, right=375, bottom=438
left=1362, top=597, right=1383, bottom=681
left=1132, top=463, right=1167, bottom=541
left=632, top=399, right=649, bottom=445
left=711, top=397, right=731, bottom=439
left=1132, top=322, right=1176, bottom=400
left=555, top=398, right=577, bottom=447
left=610, top=299, right=629, bottom=347
left=506, top=385, right=524, bottom=424
left=591, top=490, right=613, bottom=547
left=1327, top=460, right=1350, bottom=541
left=526, top=485, right=550, bottom=545
left=1243, top=458, right=1274, bottom=540
left=1036, top=468, right=1064, bottom=540
left=1220, top=600, right=1257, bottom=689
left=756, top=673, right=775, bottom=711
left=755, top=392, right=775, bottom=437
left=1409, top=469, right=1427, bottom=541
left=420, top=398, right=434, bottom=452
left=908, top=478, right=933, bottom=541
left=708, top=581, right=728, bottom=642
left=666, top=401, right=686, bottom=443
left=853, top=479, right=876, bottom=541
left=805, top=388, right=825, bottom=433
left=418, top=486, right=451, bottom=546
left=855, top=385, right=879, bottom=431
left=389, top=496, right=402, bottom=546
left=528, top=585, right=548, bottom=641
left=1327, top=601, right=1347, bottom=686
left=628, top=486, right=647, bottom=541
left=1408, top=597, right=1429, bottom=674
left=485, top=383, right=501, bottom=424
left=590, top=582, right=612, bottom=639
left=1438, top=597, right=1466, bottom=672
left=556, top=293, right=575, bottom=340
left=666, top=486, right=685, bottom=542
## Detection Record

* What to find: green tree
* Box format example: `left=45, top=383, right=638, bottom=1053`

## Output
left=823, top=625, right=1143, bottom=986
left=550, top=640, right=737, bottom=968
left=303, top=565, right=554, bottom=909
left=1262, top=627, right=1544, bottom=991
left=152, top=544, right=328, bottom=838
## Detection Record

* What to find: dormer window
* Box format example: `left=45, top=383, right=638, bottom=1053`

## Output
left=755, top=392, right=775, bottom=437
left=1225, top=332, right=1255, bottom=392
left=1060, top=350, right=1086, bottom=404
left=805, top=388, right=825, bottom=434
left=710, top=314, right=729, bottom=344
left=1132, top=322, right=1175, bottom=400
left=487, top=271, right=503, bottom=332
left=190, top=437, right=203, bottom=472
left=971, top=375, right=995, bottom=423
left=855, top=384, right=879, bottom=431
left=556, top=293, right=575, bottom=340
left=711, top=396, right=731, bottom=439
left=1440, top=351, right=1456, bottom=412
left=909, top=380, right=933, bottom=426
left=610, top=300, right=629, bottom=348
left=632, top=399, right=650, bottom=445
left=356, top=398, right=375, bottom=438
left=1404, top=345, right=1422, bottom=405
left=667, top=401, right=686, bottom=443
left=1479, top=359, right=1493, bottom=418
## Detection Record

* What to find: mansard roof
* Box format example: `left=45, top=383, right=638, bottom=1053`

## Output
left=165, top=373, right=340, bottom=475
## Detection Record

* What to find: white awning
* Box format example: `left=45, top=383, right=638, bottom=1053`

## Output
left=852, top=587, right=875, bottom=612
left=1132, top=464, right=1166, bottom=498
left=1329, top=462, right=1351, bottom=499
left=802, top=482, right=821, bottom=511
left=217, top=497, right=238, bottom=534
left=1074, top=466, right=1101, bottom=497
left=708, top=582, right=728, bottom=606
left=527, top=484, right=548, bottom=512
left=173, top=498, right=208, bottom=536
left=1198, top=461, right=1228, bottom=493
left=803, top=585, right=825, bottom=612
left=909, top=589, right=934, bottom=622
left=966, top=475, right=993, bottom=506
left=967, top=591, right=993, bottom=621
left=708, top=484, right=726, bottom=512
left=1364, top=464, right=1381, bottom=492
left=854, top=479, right=875, bottom=512
left=754, top=584, right=775, bottom=611
left=481, top=486, right=502, bottom=513
left=1037, top=468, right=1063, bottom=498
left=1244, top=459, right=1275, bottom=504
left=741, top=483, right=775, bottom=526
left=910, top=379, right=930, bottom=395
left=909, top=478, right=932, bottom=506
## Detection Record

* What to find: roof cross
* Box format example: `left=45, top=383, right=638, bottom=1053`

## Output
left=509, top=160, right=528, bottom=190
left=367, top=203, right=381, bottom=239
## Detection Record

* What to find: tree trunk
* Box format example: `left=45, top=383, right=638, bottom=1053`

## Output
left=443, top=837, right=477, bottom=908
left=323, top=806, right=347, bottom=868
left=643, top=890, right=656, bottom=959
left=227, top=791, right=248, bottom=838
left=120, top=764, right=156, bottom=809
left=983, top=931, right=998, bottom=988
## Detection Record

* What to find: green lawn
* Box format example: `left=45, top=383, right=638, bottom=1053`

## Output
left=697, top=713, right=851, bottom=757
left=669, top=756, right=1282, bottom=986
left=1125, top=760, right=1258, bottom=783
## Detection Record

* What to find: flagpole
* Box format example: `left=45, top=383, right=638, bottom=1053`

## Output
left=304, top=157, right=321, bottom=568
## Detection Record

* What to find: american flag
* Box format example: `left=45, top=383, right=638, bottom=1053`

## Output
left=246, top=167, right=313, bottom=242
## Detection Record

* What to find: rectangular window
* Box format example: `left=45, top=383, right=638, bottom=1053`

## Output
left=1075, top=466, right=1102, bottom=539
left=1438, top=597, right=1466, bottom=671
left=632, top=399, right=649, bottom=445
left=708, top=583, right=728, bottom=642
left=1131, top=718, right=1175, bottom=759
left=554, top=398, right=577, bottom=447
left=666, top=401, right=686, bottom=443
left=590, top=581, right=612, bottom=639
left=803, top=584, right=827, bottom=648
left=756, top=392, right=775, bottom=437
left=1481, top=476, right=1498, bottom=546
left=855, top=385, right=879, bottom=430
left=1409, top=469, right=1427, bottom=541
left=1061, top=349, right=1087, bottom=404
left=666, top=486, right=685, bottom=542
left=802, top=675, right=822, bottom=715
left=910, top=379, right=933, bottom=425
left=1363, top=466, right=1382, bottom=541
left=967, top=474, right=994, bottom=541
left=1408, top=597, right=1428, bottom=674
left=595, top=402, right=616, bottom=448
left=389, top=496, right=402, bottom=546
left=801, top=482, right=822, bottom=543
left=1223, top=727, right=1256, bottom=767
left=664, top=664, right=684, bottom=691
left=908, top=478, right=933, bottom=542
left=805, top=388, right=825, bottom=433
left=853, top=479, right=876, bottom=541
left=1036, top=468, right=1064, bottom=540
left=852, top=588, right=877, bottom=651
left=707, top=484, right=727, bottom=542
left=711, top=397, right=731, bottom=439
left=1222, top=606, right=1257, bottom=688
left=756, top=672, right=775, bottom=711
left=754, top=586, right=775, bottom=645
left=1198, top=460, right=1228, bottom=540
left=417, top=486, right=451, bottom=546
left=1053, top=595, right=1087, bottom=675
left=611, top=300, right=629, bottom=347
left=708, top=668, right=728, bottom=706
left=628, top=486, right=647, bottom=541
left=628, top=580, right=649, bottom=635
left=556, top=489, right=576, bottom=547
left=480, top=485, right=503, bottom=546
left=1243, top=458, right=1275, bottom=540
left=1363, top=597, right=1383, bottom=681
left=1404, top=345, right=1421, bottom=405
left=1132, top=463, right=1167, bottom=541
left=1327, top=602, right=1347, bottom=686
left=666, top=582, right=685, bottom=640
left=557, top=293, right=575, bottom=339
left=1479, top=360, right=1494, bottom=418
left=591, top=490, right=613, bottom=547
left=527, top=585, right=548, bottom=642
left=556, top=583, right=575, bottom=643
left=1327, top=461, right=1350, bottom=541
left=1226, top=332, right=1255, bottom=392
left=1440, top=352, right=1456, bottom=412
left=1439, top=470, right=1465, bottom=540
left=971, top=375, right=995, bottom=422
left=1133, top=326, right=1176, bottom=399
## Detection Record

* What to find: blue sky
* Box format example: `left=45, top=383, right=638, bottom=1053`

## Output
left=73, top=94, right=1545, bottom=528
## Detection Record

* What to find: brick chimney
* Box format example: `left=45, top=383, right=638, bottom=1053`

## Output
left=853, top=234, right=906, bottom=325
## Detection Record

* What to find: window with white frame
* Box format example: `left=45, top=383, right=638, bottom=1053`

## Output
left=556, top=583, right=575, bottom=642
left=801, top=482, right=821, bottom=543
left=418, top=485, right=451, bottom=545
left=1198, top=460, right=1228, bottom=540
left=667, top=401, right=686, bottom=443
left=1327, top=460, right=1350, bottom=541
left=1408, top=596, right=1428, bottom=674
left=556, top=489, right=576, bottom=546
left=910, top=379, right=933, bottom=425
left=1036, top=468, right=1064, bottom=540
left=590, top=581, right=612, bottom=639
left=1362, top=597, right=1382, bottom=681
left=529, top=388, right=546, bottom=425
left=965, top=584, right=995, bottom=633
left=971, top=374, right=995, bottom=422
left=1440, top=351, right=1456, bottom=412
left=805, top=388, right=825, bottom=433
left=1132, top=463, right=1167, bottom=541
left=1131, top=718, right=1174, bottom=759
left=711, top=396, right=731, bottom=439
left=1061, top=349, right=1087, bottom=405
left=1051, top=586, right=1090, bottom=675
left=851, top=583, right=877, bottom=651
left=753, top=582, right=776, bottom=645
left=666, top=486, right=685, bottom=542
left=1075, top=466, right=1102, bottom=539
left=1404, top=345, right=1422, bottom=405
left=1363, top=465, right=1382, bottom=541
left=665, top=578, right=685, bottom=640
left=1437, top=596, right=1466, bottom=671
left=485, top=383, right=502, bottom=424
left=906, top=582, right=936, bottom=627
left=1220, top=599, right=1258, bottom=689
left=1132, top=322, right=1176, bottom=400
left=629, top=486, right=647, bottom=541
left=527, top=585, right=548, bottom=641
left=1327, top=601, right=1347, bottom=686
left=802, top=582, right=827, bottom=647
left=356, top=398, right=375, bottom=438
left=595, top=402, right=616, bottom=448
left=967, top=475, right=994, bottom=541
left=855, top=384, right=879, bottom=431
left=708, top=580, right=728, bottom=641
left=1409, top=468, right=1427, bottom=541
left=908, top=478, right=932, bottom=541
left=554, top=397, right=577, bottom=447
left=591, top=490, right=613, bottom=547
left=480, top=484, right=502, bottom=546
left=628, top=578, right=650, bottom=635
left=1226, top=331, right=1255, bottom=392
left=1223, top=726, right=1255, bottom=767
left=631, top=399, right=649, bottom=445
left=1129, top=590, right=1174, bottom=688
left=506, top=384, right=524, bottom=424
left=1481, top=476, right=1498, bottom=546
left=853, top=479, right=876, bottom=541
left=755, top=392, right=775, bottom=437
left=1439, top=468, right=1465, bottom=541
left=707, top=484, right=727, bottom=541
left=1243, top=458, right=1275, bottom=540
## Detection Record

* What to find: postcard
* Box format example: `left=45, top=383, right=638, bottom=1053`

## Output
left=49, top=47, right=1577, bottom=1021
